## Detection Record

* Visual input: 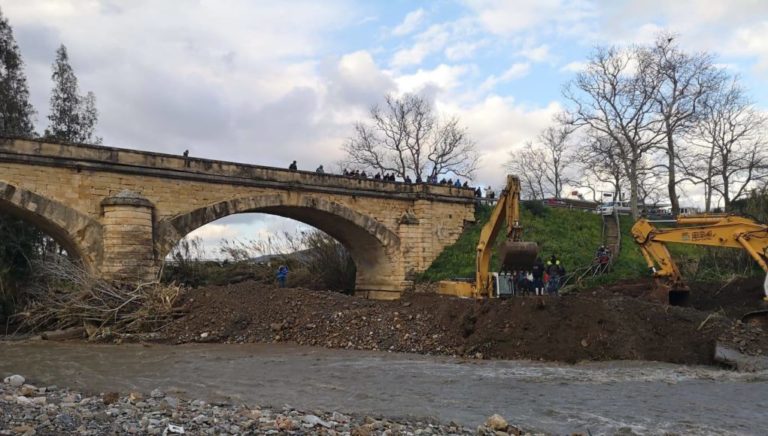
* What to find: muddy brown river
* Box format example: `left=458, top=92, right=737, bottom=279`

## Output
left=1, top=341, right=766, bottom=434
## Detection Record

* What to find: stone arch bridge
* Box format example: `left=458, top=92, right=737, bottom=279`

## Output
left=0, top=138, right=475, bottom=299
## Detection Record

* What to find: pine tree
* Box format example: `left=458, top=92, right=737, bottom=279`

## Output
left=0, top=7, right=39, bottom=318
left=0, top=6, right=36, bottom=137
left=45, top=44, right=101, bottom=143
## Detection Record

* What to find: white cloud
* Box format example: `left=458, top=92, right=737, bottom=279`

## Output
left=390, top=23, right=452, bottom=67
left=480, top=63, right=530, bottom=91
left=729, top=22, right=768, bottom=73
left=3, top=0, right=365, bottom=173
left=518, top=44, right=551, bottom=62
left=464, top=0, right=594, bottom=36
left=395, top=64, right=470, bottom=94
left=559, top=61, right=587, bottom=73
left=187, top=223, right=240, bottom=241
left=440, top=96, right=561, bottom=188
left=444, top=40, right=488, bottom=61
left=392, top=8, right=426, bottom=36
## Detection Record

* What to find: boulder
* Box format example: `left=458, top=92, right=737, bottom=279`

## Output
left=484, top=414, right=508, bottom=431
left=4, top=375, right=25, bottom=387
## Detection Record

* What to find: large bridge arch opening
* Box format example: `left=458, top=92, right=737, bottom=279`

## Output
left=157, top=194, right=404, bottom=297
left=0, top=181, right=102, bottom=272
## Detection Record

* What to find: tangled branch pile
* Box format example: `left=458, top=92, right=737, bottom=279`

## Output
left=15, top=257, right=183, bottom=334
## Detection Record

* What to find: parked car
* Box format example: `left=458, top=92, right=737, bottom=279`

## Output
left=596, top=201, right=632, bottom=216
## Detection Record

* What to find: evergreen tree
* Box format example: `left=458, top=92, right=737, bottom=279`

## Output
left=0, top=7, right=39, bottom=319
left=45, top=44, right=101, bottom=143
left=0, top=6, right=36, bottom=137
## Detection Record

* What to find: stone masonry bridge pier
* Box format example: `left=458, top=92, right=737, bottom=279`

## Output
left=0, top=138, right=476, bottom=299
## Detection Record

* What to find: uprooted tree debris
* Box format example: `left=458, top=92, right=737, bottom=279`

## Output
left=11, top=258, right=184, bottom=337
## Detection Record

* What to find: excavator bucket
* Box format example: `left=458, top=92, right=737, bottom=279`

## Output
left=740, top=273, right=768, bottom=327
left=499, top=240, right=539, bottom=271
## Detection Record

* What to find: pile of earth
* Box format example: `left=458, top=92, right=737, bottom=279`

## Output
left=150, top=278, right=768, bottom=366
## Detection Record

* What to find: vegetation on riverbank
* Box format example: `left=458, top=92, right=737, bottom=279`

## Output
left=418, top=201, right=766, bottom=287
left=418, top=204, right=644, bottom=284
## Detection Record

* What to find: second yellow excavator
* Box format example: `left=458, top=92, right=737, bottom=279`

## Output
left=631, top=214, right=768, bottom=311
left=437, top=175, right=539, bottom=298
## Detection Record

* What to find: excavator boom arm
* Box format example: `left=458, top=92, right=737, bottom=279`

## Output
left=438, top=174, right=537, bottom=299
left=475, top=175, right=538, bottom=297
left=631, top=215, right=768, bottom=300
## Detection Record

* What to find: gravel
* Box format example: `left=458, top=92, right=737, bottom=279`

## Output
left=1, top=375, right=526, bottom=435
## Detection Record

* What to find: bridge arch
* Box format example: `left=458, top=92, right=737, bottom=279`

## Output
left=0, top=181, right=103, bottom=271
left=157, top=193, right=404, bottom=296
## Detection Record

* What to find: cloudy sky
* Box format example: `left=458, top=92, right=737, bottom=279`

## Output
left=4, top=0, right=768, bottom=254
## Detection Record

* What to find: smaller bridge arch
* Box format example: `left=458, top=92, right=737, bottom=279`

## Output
left=0, top=181, right=103, bottom=271
left=157, top=193, right=406, bottom=296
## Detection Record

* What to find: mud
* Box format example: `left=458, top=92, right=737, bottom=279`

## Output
left=150, top=278, right=768, bottom=366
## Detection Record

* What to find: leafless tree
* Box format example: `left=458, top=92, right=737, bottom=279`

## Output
left=636, top=157, right=667, bottom=206
left=695, top=78, right=767, bottom=210
left=538, top=125, right=572, bottom=198
left=343, top=94, right=479, bottom=180
left=562, top=45, right=666, bottom=219
left=505, top=141, right=548, bottom=200
left=649, top=33, right=724, bottom=215
left=572, top=133, right=626, bottom=202
left=678, top=139, right=722, bottom=212
left=505, top=125, right=573, bottom=199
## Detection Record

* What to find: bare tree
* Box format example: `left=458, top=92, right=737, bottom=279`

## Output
left=636, top=157, right=666, bottom=206
left=572, top=133, right=626, bottom=202
left=505, top=141, right=548, bottom=199
left=505, top=125, right=572, bottom=199
left=678, top=138, right=722, bottom=212
left=649, top=33, right=724, bottom=215
left=343, top=94, right=478, bottom=180
left=697, top=78, right=768, bottom=210
left=538, top=125, right=572, bottom=198
left=562, top=45, right=666, bottom=219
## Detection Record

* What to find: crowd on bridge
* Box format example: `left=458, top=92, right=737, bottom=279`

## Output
left=286, top=160, right=499, bottom=196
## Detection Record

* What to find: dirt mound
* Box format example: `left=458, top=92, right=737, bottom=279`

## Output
left=154, top=280, right=768, bottom=365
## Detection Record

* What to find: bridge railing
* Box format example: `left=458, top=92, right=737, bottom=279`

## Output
left=0, top=137, right=476, bottom=201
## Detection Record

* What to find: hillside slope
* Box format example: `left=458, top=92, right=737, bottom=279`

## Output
left=419, top=204, right=648, bottom=284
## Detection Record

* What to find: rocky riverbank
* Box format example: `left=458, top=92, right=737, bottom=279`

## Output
left=1, top=374, right=524, bottom=435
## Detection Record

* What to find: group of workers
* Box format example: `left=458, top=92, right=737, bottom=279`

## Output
left=507, top=255, right=566, bottom=297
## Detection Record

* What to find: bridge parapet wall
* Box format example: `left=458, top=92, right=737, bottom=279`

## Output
left=0, top=138, right=474, bottom=201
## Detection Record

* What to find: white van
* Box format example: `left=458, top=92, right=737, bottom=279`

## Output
left=596, top=201, right=631, bottom=216
left=679, top=207, right=701, bottom=216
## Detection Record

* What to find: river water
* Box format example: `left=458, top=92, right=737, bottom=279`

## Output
left=1, top=341, right=766, bottom=435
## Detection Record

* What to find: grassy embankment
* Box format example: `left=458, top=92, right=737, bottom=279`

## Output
left=420, top=203, right=712, bottom=286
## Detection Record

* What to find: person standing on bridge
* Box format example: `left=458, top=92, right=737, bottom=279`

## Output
left=289, top=161, right=298, bottom=171
left=276, top=265, right=289, bottom=288
left=316, top=165, right=324, bottom=174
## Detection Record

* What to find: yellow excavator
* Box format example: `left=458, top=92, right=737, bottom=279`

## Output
left=631, top=214, right=768, bottom=318
left=437, top=175, right=539, bottom=298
